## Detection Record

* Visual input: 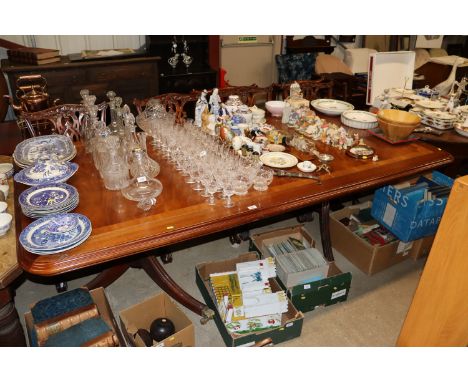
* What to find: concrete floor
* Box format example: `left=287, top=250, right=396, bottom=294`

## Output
left=14, top=213, right=425, bottom=347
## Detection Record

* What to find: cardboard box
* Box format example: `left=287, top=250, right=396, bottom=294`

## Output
left=25, top=287, right=125, bottom=347
left=410, top=234, right=435, bottom=260
left=119, top=292, right=195, bottom=347
left=330, top=202, right=427, bottom=275
left=249, top=225, right=329, bottom=288
left=196, top=252, right=304, bottom=347
left=250, top=225, right=352, bottom=312
left=371, top=171, right=454, bottom=242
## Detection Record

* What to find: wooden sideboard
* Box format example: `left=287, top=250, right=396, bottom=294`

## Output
left=1, top=56, right=160, bottom=111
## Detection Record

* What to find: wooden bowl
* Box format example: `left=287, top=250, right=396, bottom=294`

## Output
left=378, top=118, right=419, bottom=141
left=377, top=109, right=420, bottom=126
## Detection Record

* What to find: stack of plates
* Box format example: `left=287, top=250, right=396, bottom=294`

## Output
left=413, top=109, right=458, bottom=130
left=14, top=160, right=78, bottom=186
left=19, top=183, right=79, bottom=218
left=13, top=135, right=77, bottom=168
left=19, top=213, right=92, bottom=255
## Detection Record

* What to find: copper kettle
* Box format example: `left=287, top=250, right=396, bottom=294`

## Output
left=4, top=75, right=60, bottom=115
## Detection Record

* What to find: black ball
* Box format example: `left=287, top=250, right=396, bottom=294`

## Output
left=150, top=317, right=175, bottom=342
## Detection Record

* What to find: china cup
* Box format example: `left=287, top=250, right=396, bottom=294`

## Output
left=0, top=213, right=12, bottom=236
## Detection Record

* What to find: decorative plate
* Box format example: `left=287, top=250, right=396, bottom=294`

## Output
left=259, top=152, right=298, bottom=169
left=13, top=135, right=76, bottom=168
left=341, top=110, right=378, bottom=129
left=311, top=99, right=354, bottom=116
left=14, top=161, right=78, bottom=186
left=415, top=99, right=445, bottom=109
left=19, top=213, right=91, bottom=255
left=19, top=183, right=78, bottom=210
left=423, top=110, right=457, bottom=121
left=297, top=161, right=317, bottom=173
left=346, top=145, right=375, bottom=159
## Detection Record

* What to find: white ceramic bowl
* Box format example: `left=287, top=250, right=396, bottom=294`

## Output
left=0, top=213, right=12, bottom=236
left=0, top=201, right=7, bottom=213
left=0, top=184, right=9, bottom=199
left=341, top=110, right=378, bottom=129
left=0, top=163, right=14, bottom=178
left=265, top=101, right=286, bottom=117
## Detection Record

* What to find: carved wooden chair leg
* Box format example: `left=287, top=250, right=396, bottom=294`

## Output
left=319, top=201, right=335, bottom=262
left=0, top=287, right=26, bottom=347
left=84, top=263, right=130, bottom=290
left=55, top=281, right=68, bottom=293
left=140, top=255, right=214, bottom=324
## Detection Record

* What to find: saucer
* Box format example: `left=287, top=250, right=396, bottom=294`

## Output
left=297, top=161, right=317, bottom=173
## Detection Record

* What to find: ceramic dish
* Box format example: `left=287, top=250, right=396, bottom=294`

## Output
left=14, top=161, right=79, bottom=186
left=415, top=99, right=445, bottom=109
left=423, top=110, right=457, bottom=121
left=259, top=152, right=298, bottom=169
left=19, top=213, right=91, bottom=255
left=458, top=105, right=468, bottom=115
left=265, top=144, right=286, bottom=152
left=346, top=145, right=375, bottom=159
left=341, top=110, right=378, bottom=129
left=19, top=183, right=78, bottom=212
left=297, top=161, right=317, bottom=173
left=13, top=135, right=77, bottom=168
left=0, top=213, right=12, bottom=236
left=310, top=99, right=354, bottom=116
left=454, top=123, right=468, bottom=138
left=0, top=163, right=14, bottom=178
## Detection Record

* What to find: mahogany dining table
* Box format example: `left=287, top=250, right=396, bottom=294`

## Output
left=11, top=115, right=454, bottom=325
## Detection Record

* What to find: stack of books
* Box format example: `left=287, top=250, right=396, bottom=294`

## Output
left=29, top=288, right=119, bottom=347
left=209, top=258, right=288, bottom=335
left=7, top=47, right=60, bottom=65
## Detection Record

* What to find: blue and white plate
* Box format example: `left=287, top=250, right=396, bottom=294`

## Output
left=19, top=213, right=91, bottom=255
left=13, top=135, right=77, bottom=168
left=14, top=161, right=78, bottom=186
left=19, top=183, right=78, bottom=210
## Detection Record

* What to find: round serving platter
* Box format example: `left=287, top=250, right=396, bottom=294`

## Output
left=310, top=99, right=354, bottom=116
left=19, top=213, right=92, bottom=255
left=259, top=152, right=298, bottom=169
left=13, top=135, right=77, bottom=168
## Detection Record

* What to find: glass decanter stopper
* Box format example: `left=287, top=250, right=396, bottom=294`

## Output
left=121, top=148, right=163, bottom=211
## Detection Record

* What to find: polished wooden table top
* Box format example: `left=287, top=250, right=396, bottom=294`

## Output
left=15, top=116, right=453, bottom=276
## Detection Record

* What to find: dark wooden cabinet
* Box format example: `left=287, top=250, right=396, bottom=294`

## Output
left=146, top=35, right=218, bottom=93
left=1, top=56, right=160, bottom=111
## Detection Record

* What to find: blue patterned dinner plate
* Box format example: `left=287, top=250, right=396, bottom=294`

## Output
left=19, top=183, right=78, bottom=210
left=13, top=135, right=76, bottom=168
left=19, top=213, right=92, bottom=255
left=14, top=161, right=78, bottom=186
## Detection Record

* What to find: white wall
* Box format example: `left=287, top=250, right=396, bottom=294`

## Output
left=0, top=35, right=145, bottom=55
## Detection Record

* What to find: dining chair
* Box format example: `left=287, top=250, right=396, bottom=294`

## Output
left=133, top=93, right=194, bottom=125
left=18, top=102, right=107, bottom=141
left=270, top=78, right=334, bottom=101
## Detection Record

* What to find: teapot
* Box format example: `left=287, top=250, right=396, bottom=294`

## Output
left=4, top=75, right=60, bottom=115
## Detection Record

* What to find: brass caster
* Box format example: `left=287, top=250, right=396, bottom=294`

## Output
left=200, top=307, right=215, bottom=325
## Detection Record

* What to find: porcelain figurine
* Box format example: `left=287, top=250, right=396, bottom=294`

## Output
left=195, top=90, right=208, bottom=127
left=283, top=82, right=310, bottom=124
left=225, top=95, right=243, bottom=115
left=209, top=88, right=221, bottom=117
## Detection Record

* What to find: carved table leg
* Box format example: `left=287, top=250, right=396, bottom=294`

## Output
left=84, top=263, right=130, bottom=290
left=0, top=287, right=26, bottom=347
left=319, top=201, right=335, bottom=262
left=140, top=256, right=214, bottom=324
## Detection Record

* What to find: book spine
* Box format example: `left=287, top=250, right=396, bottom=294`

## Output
left=82, top=332, right=119, bottom=347
left=35, top=305, right=99, bottom=345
